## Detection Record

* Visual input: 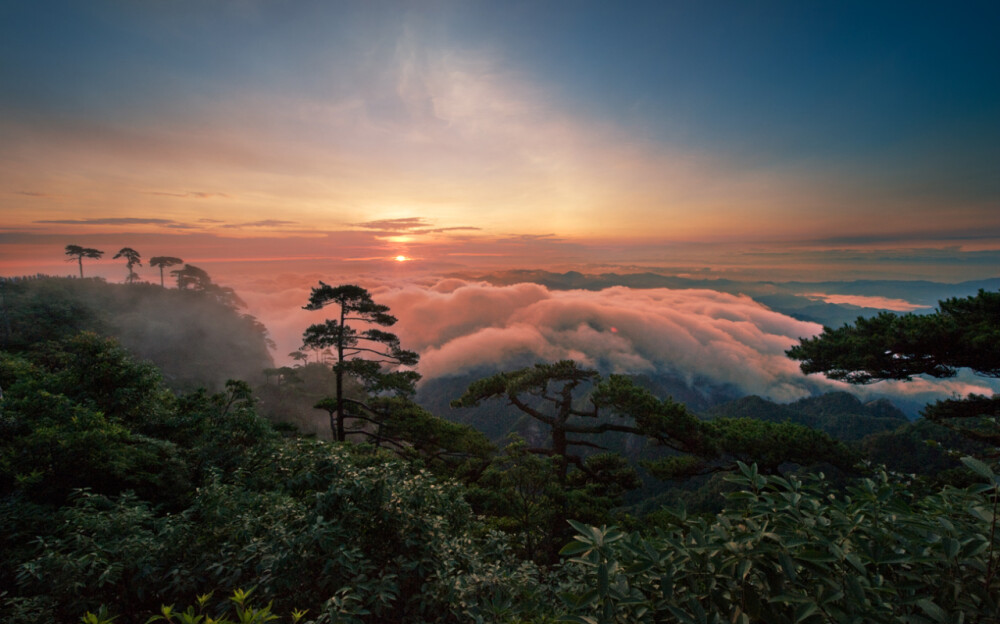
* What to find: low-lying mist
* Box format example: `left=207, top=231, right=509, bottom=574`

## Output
left=232, top=273, right=998, bottom=411
left=384, top=281, right=819, bottom=402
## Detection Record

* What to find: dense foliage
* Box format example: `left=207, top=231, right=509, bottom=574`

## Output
left=556, top=461, right=1000, bottom=623
left=2, top=279, right=999, bottom=622
left=788, top=289, right=1000, bottom=383
left=788, top=288, right=1000, bottom=456
left=704, top=392, right=909, bottom=442
left=0, top=334, right=546, bottom=623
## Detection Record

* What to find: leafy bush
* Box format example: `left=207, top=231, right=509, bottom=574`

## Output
left=2, top=437, right=550, bottom=623
left=558, top=460, right=1000, bottom=623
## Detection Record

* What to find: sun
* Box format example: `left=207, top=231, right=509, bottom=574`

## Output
left=394, top=255, right=408, bottom=262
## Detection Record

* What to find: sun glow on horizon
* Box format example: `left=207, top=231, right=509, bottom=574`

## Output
left=395, top=255, right=409, bottom=262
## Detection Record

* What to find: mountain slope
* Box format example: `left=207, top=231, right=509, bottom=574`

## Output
left=0, top=276, right=273, bottom=390
left=703, top=391, right=908, bottom=441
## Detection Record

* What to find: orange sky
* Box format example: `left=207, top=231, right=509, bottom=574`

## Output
left=2, top=2, right=999, bottom=284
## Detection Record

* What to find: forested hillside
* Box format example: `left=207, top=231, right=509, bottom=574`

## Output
left=1, top=279, right=998, bottom=623
left=704, top=392, right=909, bottom=441
left=0, top=275, right=273, bottom=390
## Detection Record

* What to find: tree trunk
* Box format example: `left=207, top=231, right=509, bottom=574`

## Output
left=335, top=303, right=346, bottom=442
left=552, top=425, right=568, bottom=484
left=335, top=365, right=345, bottom=441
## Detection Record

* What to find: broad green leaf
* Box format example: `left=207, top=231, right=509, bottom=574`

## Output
left=794, top=601, right=819, bottom=623
left=960, top=456, right=996, bottom=481
left=917, top=598, right=948, bottom=623
left=969, top=506, right=995, bottom=524
left=560, top=540, right=594, bottom=556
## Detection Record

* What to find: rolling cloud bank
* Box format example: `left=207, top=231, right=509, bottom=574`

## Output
left=235, top=274, right=997, bottom=413
left=384, top=281, right=819, bottom=402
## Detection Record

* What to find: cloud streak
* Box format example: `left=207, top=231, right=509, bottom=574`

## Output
left=354, top=217, right=481, bottom=236
left=33, top=218, right=178, bottom=226
left=222, top=220, right=299, bottom=229
left=804, top=293, right=932, bottom=312
left=147, top=191, right=230, bottom=199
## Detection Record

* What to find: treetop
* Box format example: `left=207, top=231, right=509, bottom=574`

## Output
left=787, top=289, right=1000, bottom=383
left=65, top=244, right=104, bottom=259
left=450, top=360, right=600, bottom=408
left=149, top=256, right=183, bottom=266
left=113, top=247, right=141, bottom=263
left=303, top=282, right=398, bottom=324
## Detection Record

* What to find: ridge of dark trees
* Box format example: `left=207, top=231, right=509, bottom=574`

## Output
left=788, top=288, right=1000, bottom=457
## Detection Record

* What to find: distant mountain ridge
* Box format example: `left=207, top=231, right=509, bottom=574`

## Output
left=458, top=269, right=1000, bottom=327
left=420, top=365, right=907, bottom=447
left=703, top=391, right=909, bottom=441
left=417, top=366, right=743, bottom=444
left=460, top=269, right=1000, bottom=299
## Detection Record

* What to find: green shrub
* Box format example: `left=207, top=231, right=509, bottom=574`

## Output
left=558, top=460, right=1000, bottom=623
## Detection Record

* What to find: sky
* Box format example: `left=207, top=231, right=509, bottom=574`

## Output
left=2, top=0, right=999, bottom=282
left=3, top=1, right=999, bottom=405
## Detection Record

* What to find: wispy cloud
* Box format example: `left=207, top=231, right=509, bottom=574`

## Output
left=33, top=218, right=177, bottom=226
left=221, top=220, right=298, bottom=229
left=804, top=293, right=932, bottom=312
left=147, top=191, right=230, bottom=199
left=426, top=226, right=482, bottom=234
left=807, top=228, right=1000, bottom=246
left=354, top=217, right=481, bottom=236
left=354, top=217, right=430, bottom=232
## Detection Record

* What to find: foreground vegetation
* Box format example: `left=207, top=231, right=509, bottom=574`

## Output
left=1, top=277, right=998, bottom=622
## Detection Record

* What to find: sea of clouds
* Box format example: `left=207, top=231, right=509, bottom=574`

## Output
left=381, top=280, right=820, bottom=401
left=230, top=273, right=997, bottom=411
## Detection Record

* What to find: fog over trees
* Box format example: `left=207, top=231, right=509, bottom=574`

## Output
left=0, top=273, right=272, bottom=391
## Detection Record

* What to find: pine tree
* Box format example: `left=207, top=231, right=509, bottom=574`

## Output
left=64, top=245, right=104, bottom=278
left=301, top=283, right=418, bottom=441
left=113, top=247, right=142, bottom=283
